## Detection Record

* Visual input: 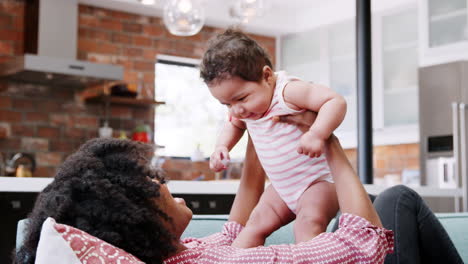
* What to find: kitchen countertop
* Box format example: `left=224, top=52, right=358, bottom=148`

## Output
left=0, top=177, right=464, bottom=198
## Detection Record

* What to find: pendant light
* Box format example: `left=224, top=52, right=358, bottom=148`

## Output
left=229, top=0, right=265, bottom=24
left=163, top=0, right=205, bottom=36
left=140, top=0, right=156, bottom=5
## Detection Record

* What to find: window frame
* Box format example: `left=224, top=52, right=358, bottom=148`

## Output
left=154, top=54, right=248, bottom=159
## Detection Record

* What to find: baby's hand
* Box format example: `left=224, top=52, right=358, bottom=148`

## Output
left=210, top=146, right=230, bottom=172
left=298, top=131, right=325, bottom=158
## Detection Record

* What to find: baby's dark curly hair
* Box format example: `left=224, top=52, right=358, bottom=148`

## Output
left=14, top=138, right=177, bottom=264
left=200, top=28, right=273, bottom=86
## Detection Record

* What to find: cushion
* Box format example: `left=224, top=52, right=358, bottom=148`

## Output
left=35, top=217, right=143, bottom=264
left=436, top=213, right=468, bottom=262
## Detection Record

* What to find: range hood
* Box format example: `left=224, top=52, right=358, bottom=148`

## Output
left=0, top=0, right=123, bottom=87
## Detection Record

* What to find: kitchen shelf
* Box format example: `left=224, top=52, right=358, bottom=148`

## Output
left=0, top=177, right=465, bottom=199
left=78, top=81, right=165, bottom=107
left=429, top=9, right=466, bottom=23
left=86, top=95, right=165, bottom=107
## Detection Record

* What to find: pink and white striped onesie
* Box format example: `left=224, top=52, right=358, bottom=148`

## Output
left=240, top=71, right=333, bottom=213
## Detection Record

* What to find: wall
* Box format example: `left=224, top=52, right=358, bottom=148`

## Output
left=77, top=5, right=276, bottom=94
left=162, top=143, right=420, bottom=182
left=344, top=143, right=419, bottom=182
left=0, top=0, right=417, bottom=181
left=0, top=0, right=276, bottom=178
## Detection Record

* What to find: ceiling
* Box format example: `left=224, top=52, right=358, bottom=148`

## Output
left=79, top=0, right=416, bottom=37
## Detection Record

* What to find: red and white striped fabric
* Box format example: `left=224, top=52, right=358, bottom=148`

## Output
left=241, top=71, right=333, bottom=213
left=164, top=213, right=394, bottom=264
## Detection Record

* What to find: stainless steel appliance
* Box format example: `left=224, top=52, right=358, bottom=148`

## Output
left=419, top=61, right=468, bottom=212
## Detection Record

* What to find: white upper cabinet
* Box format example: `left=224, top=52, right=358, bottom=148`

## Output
left=428, top=0, right=467, bottom=47
left=328, top=21, right=357, bottom=132
left=281, top=28, right=326, bottom=84
left=280, top=4, right=420, bottom=147
left=381, top=8, right=419, bottom=127
left=420, top=0, right=468, bottom=66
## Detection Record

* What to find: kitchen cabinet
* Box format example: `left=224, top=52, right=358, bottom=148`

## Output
left=0, top=192, right=38, bottom=264
left=381, top=8, right=419, bottom=127
left=174, top=194, right=235, bottom=215
left=419, top=0, right=468, bottom=66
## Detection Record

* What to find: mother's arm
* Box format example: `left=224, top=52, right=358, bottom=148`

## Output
left=325, top=136, right=382, bottom=227
left=228, top=136, right=266, bottom=226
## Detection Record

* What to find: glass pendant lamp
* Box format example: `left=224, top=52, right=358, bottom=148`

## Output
left=230, top=0, right=265, bottom=24
left=140, top=0, right=156, bottom=5
left=163, top=0, right=205, bottom=36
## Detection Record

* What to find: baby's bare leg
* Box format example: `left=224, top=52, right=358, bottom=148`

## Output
left=294, top=181, right=339, bottom=243
left=232, top=185, right=294, bottom=248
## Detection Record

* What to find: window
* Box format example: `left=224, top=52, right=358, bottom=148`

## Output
left=154, top=55, right=247, bottom=159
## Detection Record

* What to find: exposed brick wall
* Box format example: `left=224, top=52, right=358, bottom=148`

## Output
left=0, top=0, right=24, bottom=62
left=77, top=5, right=276, bottom=100
left=162, top=159, right=215, bottom=181
left=0, top=82, right=160, bottom=177
left=344, top=143, right=420, bottom=182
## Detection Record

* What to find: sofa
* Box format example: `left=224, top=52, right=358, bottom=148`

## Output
left=16, top=213, right=468, bottom=263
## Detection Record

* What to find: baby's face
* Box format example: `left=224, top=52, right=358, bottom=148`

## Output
left=209, top=71, right=275, bottom=120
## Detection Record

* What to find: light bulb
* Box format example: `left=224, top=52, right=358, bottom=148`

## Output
left=163, top=0, right=205, bottom=36
left=178, top=0, right=192, bottom=13
left=140, top=0, right=156, bottom=5
left=230, top=0, right=265, bottom=24
left=244, top=7, right=256, bottom=17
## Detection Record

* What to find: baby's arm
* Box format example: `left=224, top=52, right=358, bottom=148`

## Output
left=210, top=119, right=246, bottom=172
left=283, top=81, right=346, bottom=157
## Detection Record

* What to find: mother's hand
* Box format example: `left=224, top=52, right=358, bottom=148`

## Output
left=272, top=111, right=317, bottom=132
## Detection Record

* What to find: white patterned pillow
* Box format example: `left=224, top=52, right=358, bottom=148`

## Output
left=35, top=217, right=144, bottom=264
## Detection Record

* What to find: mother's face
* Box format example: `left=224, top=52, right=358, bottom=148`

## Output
left=153, top=179, right=193, bottom=238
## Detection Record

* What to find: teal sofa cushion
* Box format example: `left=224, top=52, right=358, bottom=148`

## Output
left=436, top=213, right=468, bottom=262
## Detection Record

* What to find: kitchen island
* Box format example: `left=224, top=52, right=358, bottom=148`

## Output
left=0, top=176, right=464, bottom=197
left=1, top=176, right=464, bottom=213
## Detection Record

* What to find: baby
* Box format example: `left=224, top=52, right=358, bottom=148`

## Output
left=200, top=29, right=346, bottom=247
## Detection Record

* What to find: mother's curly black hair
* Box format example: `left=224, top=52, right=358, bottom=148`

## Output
left=14, top=138, right=177, bottom=264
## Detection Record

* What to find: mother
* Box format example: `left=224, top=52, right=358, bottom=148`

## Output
left=14, top=116, right=460, bottom=263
